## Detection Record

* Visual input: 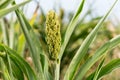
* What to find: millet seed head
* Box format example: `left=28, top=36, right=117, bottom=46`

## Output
left=45, top=10, right=61, bottom=60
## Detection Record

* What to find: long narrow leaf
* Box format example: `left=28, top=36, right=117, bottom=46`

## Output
left=14, top=2, right=49, bottom=79
left=6, top=55, right=14, bottom=80
left=93, top=58, right=105, bottom=80
left=63, top=0, right=118, bottom=80
left=0, top=44, right=37, bottom=80
left=17, top=34, right=25, bottom=55
left=0, top=19, right=9, bottom=45
left=15, top=8, right=46, bottom=79
left=15, top=9, right=44, bottom=78
left=75, top=35, right=120, bottom=80
left=0, top=58, right=11, bottom=80
left=0, top=0, right=14, bottom=9
left=1, top=19, right=15, bottom=80
left=11, top=61, right=24, bottom=80
left=87, top=58, right=120, bottom=80
left=59, top=0, right=85, bottom=59
left=0, top=0, right=30, bottom=18
left=1, top=55, right=22, bottom=80
left=9, top=20, right=14, bottom=49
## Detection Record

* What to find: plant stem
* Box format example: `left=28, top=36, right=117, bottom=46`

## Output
left=9, top=14, right=14, bottom=49
left=55, top=59, right=60, bottom=80
left=0, top=19, right=9, bottom=45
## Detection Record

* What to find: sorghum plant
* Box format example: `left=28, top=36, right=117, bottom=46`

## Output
left=0, top=0, right=120, bottom=80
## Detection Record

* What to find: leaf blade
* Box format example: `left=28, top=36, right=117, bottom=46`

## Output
left=87, top=58, right=120, bottom=80
left=0, top=0, right=14, bottom=9
left=75, top=35, right=120, bottom=80
left=0, top=0, right=31, bottom=18
left=15, top=8, right=46, bottom=79
left=64, top=0, right=119, bottom=80
left=59, top=0, right=85, bottom=59
left=0, top=44, right=37, bottom=80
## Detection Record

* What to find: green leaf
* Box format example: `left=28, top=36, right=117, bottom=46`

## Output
left=3, top=57, right=24, bottom=80
left=11, top=61, right=24, bottom=80
left=87, top=58, right=120, bottom=80
left=0, top=19, right=14, bottom=79
left=0, top=19, right=9, bottom=45
left=64, top=0, right=119, bottom=80
left=0, top=0, right=14, bottom=9
left=15, top=8, right=46, bottom=79
left=74, top=42, right=110, bottom=80
left=0, top=0, right=31, bottom=18
left=17, top=34, right=25, bottom=55
left=0, top=44, right=37, bottom=80
left=75, top=35, right=120, bottom=80
left=6, top=55, right=14, bottom=80
left=59, top=0, right=85, bottom=59
left=92, top=58, right=105, bottom=80
left=0, top=58, right=11, bottom=80
left=9, top=20, right=15, bottom=49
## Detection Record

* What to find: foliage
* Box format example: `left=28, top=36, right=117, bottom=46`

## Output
left=0, top=0, right=120, bottom=80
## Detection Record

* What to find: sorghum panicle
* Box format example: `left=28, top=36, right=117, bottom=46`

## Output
left=45, top=10, right=61, bottom=60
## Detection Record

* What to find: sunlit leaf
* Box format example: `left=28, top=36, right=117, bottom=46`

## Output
left=87, top=58, right=120, bottom=80
left=75, top=35, right=120, bottom=80
left=64, top=0, right=119, bottom=80
left=0, top=44, right=37, bottom=80
left=0, top=0, right=14, bottom=9
left=0, top=0, right=31, bottom=18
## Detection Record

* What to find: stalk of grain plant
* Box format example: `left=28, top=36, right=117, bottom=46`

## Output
left=45, top=10, right=61, bottom=80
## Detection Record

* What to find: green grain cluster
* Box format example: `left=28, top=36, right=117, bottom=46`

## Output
left=45, top=10, right=61, bottom=60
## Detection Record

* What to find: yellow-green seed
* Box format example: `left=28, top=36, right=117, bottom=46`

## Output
left=45, top=10, right=61, bottom=60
